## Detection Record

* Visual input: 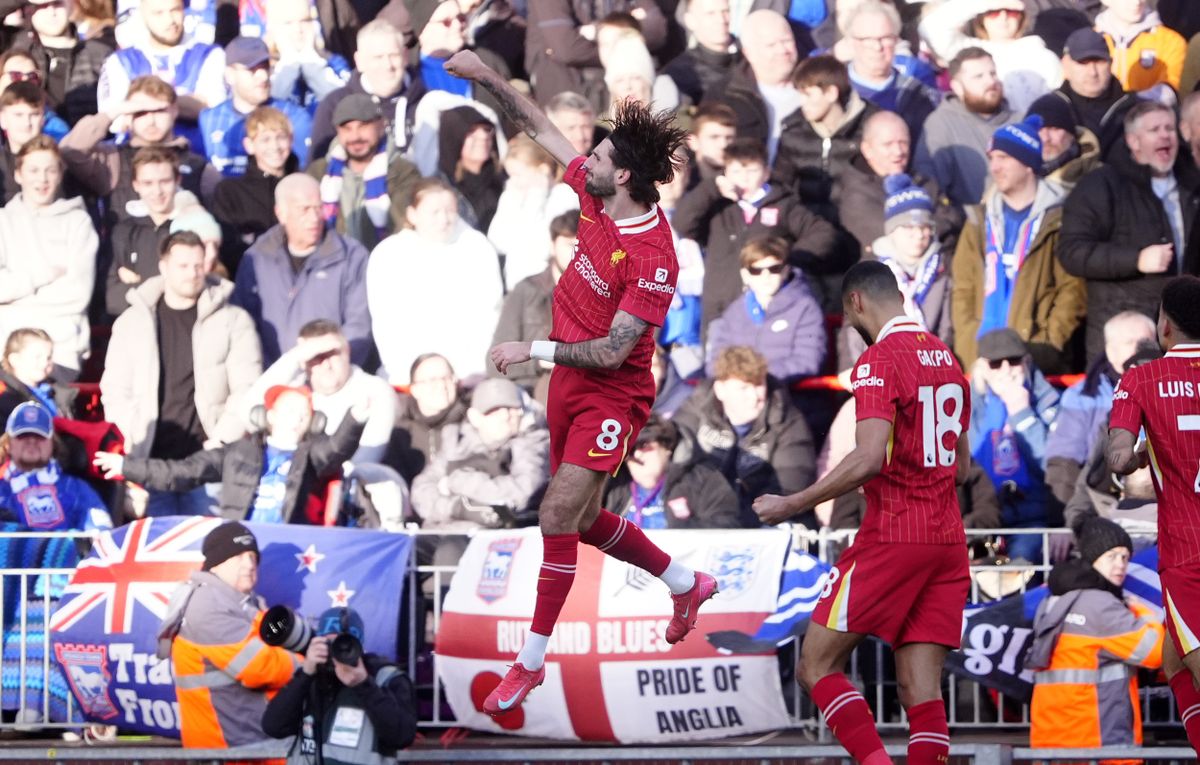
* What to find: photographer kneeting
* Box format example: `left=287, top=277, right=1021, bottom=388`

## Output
left=262, top=606, right=417, bottom=764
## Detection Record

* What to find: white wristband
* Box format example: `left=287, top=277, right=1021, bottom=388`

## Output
left=530, top=340, right=558, bottom=362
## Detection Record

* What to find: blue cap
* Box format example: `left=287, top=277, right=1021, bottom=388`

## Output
left=6, top=402, right=52, bottom=438
left=225, top=36, right=270, bottom=69
left=317, top=607, right=365, bottom=641
left=989, top=114, right=1043, bottom=173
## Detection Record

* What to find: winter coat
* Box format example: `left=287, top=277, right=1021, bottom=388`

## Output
left=673, top=178, right=839, bottom=333
left=673, top=379, right=817, bottom=528
left=10, top=23, right=115, bottom=124
left=488, top=266, right=554, bottom=394
left=1045, top=360, right=1117, bottom=505
left=366, top=225, right=502, bottom=381
left=1042, top=128, right=1103, bottom=192
left=832, top=153, right=964, bottom=257
left=123, top=414, right=365, bottom=523
left=771, top=91, right=875, bottom=212
left=233, top=225, right=373, bottom=366
left=102, top=276, right=262, bottom=459
left=211, top=156, right=296, bottom=276
left=701, top=59, right=772, bottom=149
left=525, top=0, right=668, bottom=112
left=706, top=276, right=827, bottom=382
left=1029, top=560, right=1164, bottom=749
left=919, top=0, right=1063, bottom=112
left=1096, top=9, right=1186, bottom=93
left=603, top=438, right=741, bottom=529
left=952, top=182, right=1086, bottom=370
left=436, top=105, right=504, bottom=232
left=0, top=367, right=76, bottom=425
left=158, top=572, right=296, bottom=748
left=662, top=44, right=742, bottom=109
left=411, top=413, right=549, bottom=531
left=307, top=144, right=421, bottom=248
left=1057, top=149, right=1200, bottom=362
left=58, top=112, right=220, bottom=209
left=1051, top=81, right=1137, bottom=161
left=106, top=212, right=173, bottom=317
left=0, top=194, right=97, bottom=375
left=914, top=96, right=1015, bottom=207
left=387, top=395, right=467, bottom=484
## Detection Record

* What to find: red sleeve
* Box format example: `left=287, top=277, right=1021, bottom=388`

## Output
left=563, top=155, right=588, bottom=195
left=617, top=242, right=677, bottom=327
left=851, top=348, right=898, bottom=422
left=1110, top=369, right=1145, bottom=435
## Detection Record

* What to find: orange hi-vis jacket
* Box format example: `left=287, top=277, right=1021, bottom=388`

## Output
left=1029, top=588, right=1164, bottom=751
left=1097, top=11, right=1186, bottom=94
left=163, top=571, right=298, bottom=749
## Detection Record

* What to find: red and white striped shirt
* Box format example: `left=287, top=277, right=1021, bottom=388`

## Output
left=1110, top=343, right=1200, bottom=570
left=852, top=317, right=970, bottom=545
left=550, top=156, right=678, bottom=385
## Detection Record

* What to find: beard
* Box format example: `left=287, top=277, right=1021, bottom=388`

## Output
left=584, top=171, right=617, bottom=198
left=148, top=24, right=183, bottom=47
left=963, top=87, right=1003, bottom=115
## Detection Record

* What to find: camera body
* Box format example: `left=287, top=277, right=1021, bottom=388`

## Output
left=260, top=605, right=364, bottom=668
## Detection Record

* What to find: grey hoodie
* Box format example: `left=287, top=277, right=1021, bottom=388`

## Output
left=914, top=96, right=1015, bottom=207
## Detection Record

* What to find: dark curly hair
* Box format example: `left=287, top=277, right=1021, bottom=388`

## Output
left=1161, top=275, right=1200, bottom=340
left=606, top=98, right=688, bottom=207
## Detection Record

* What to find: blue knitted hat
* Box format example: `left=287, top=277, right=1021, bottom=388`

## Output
left=883, top=173, right=934, bottom=233
left=989, top=114, right=1043, bottom=173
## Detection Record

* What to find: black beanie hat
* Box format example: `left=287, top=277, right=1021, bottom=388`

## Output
left=406, top=0, right=445, bottom=40
left=202, top=522, right=259, bottom=571
left=1077, top=517, right=1133, bottom=564
left=1026, top=93, right=1076, bottom=134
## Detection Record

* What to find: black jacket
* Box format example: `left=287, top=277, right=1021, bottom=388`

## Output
left=702, top=60, right=770, bottom=148
left=386, top=395, right=467, bottom=485
left=662, top=44, right=742, bottom=108
left=673, top=177, right=840, bottom=333
left=1057, top=150, right=1200, bottom=361
left=832, top=153, right=964, bottom=257
left=0, top=367, right=77, bottom=426
left=212, top=155, right=297, bottom=277
left=108, top=142, right=209, bottom=227
left=107, top=214, right=172, bottom=317
left=261, top=654, right=417, bottom=755
left=122, top=415, right=365, bottom=523
left=772, top=94, right=877, bottom=213
left=672, top=380, right=817, bottom=528
left=603, top=440, right=740, bottom=529
left=10, top=25, right=114, bottom=125
left=1052, top=81, right=1137, bottom=161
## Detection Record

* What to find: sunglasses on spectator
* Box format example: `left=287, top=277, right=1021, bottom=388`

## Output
left=987, top=356, right=1024, bottom=369
left=746, top=263, right=786, bottom=275
left=434, top=13, right=467, bottom=26
left=983, top=9, right=1022, bottom=19
left=8, top=71, right=39, bottom=84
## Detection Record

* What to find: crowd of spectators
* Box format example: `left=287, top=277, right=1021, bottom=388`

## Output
left=0, top=0, right=1194, bottom=746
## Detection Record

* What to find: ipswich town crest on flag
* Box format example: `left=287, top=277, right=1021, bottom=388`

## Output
left=49, top=516, right=412, bottom=737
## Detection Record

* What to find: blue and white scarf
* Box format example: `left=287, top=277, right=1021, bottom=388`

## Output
left=876, top=249, right=941, bottom=321
left=319, top=140, right=391, bottom=238
left=979, top=208, right=1043, bottom=338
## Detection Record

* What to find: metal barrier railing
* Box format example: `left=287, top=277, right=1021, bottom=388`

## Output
left=0, top=526, right=1178, bottom=744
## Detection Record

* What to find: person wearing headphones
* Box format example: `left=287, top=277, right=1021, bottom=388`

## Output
left=93, top=385, right=367, bottom=524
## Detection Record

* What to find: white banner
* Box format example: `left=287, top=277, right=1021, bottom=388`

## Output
left=435, top=528, right=791, bottom=743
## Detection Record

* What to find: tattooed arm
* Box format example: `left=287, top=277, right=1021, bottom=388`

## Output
left=491, top=311, right=650, bottom=374
left=444, top=50, right=579, bottom=168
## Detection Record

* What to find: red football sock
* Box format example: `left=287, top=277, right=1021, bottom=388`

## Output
left=811, top=674, right=892, bottom=765
left=529, top=533, right=579, bottom=636
left=1170, top=672, right=1200, bottom=755
left=580, top=509, right=669, bottom=576
left=906, top=699, right=949, bottom=765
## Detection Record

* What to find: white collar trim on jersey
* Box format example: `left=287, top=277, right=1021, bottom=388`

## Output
left=614, top=205, right=660, bottom=235
left=1166, top=343, right=1200, bottom=358
left=875, top=315, right=923, bottom=343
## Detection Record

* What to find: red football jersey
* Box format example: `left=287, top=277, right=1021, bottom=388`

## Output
left=851, top=318, right=969, bottom=545
left=551, top=156, right=678, bottom=386
left=1109, top=343, right=1200, bottom=569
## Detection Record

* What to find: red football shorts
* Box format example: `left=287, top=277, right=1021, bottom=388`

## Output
left=811, top=540, right=969, bottom=648
left=1161, top=565, right=1200, bottom=658
left=546, top=365, right=653, bottom=476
